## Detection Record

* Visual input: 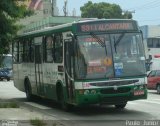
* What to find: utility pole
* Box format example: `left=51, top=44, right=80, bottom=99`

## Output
left=63, top=0, right=68, bottom=16
left=52, top=0, right=54, bottom=16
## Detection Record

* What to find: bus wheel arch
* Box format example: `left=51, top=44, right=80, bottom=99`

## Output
left=56, top=82, right=64, bottom=102
left=24, top=77, right=33, bottom=101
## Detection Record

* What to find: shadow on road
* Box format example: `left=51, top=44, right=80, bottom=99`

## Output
left=13, top=96, right=154, bottom=120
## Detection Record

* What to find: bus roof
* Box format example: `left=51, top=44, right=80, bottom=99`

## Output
left=17, top=19, right=138, bottom=39
left=17, top=22, right=73, bottom=38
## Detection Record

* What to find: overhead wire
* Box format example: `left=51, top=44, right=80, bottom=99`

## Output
left=125, top=0, right=160, bottom=24
left=128, top=0, right=160, bottom=11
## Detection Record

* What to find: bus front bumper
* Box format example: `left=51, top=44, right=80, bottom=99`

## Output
left=74, top=85, right=147, bottom=106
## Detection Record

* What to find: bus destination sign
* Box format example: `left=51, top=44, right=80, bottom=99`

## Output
left=77, top=21, right=137, bottom=33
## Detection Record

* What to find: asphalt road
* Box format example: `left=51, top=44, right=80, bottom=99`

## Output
left=0, top=81, right=160, bottom=126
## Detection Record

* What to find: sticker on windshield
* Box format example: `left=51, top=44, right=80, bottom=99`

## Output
left=102, top=57, right=112, bottom=66
left=114, top=63, right=123, bottom=76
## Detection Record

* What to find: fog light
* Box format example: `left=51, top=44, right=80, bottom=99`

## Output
left=134, top=86, right=138, bottom=90
left=139, top=85, right=143, bottom=89
left=91, top=90, right=96, bottom=94
left=84, top=90, right=90, bottom=95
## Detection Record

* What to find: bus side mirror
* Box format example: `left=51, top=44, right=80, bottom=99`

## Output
left=140, top=30, right=143, bottom=40
left=66, top=33, right=74, bottom=38
left=64, top=33, right=75, bottom=56
left=69, top=41, right=74, bottom=56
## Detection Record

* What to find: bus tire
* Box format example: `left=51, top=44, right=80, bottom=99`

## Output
left=7, top=78, right=10, bottom=81
left=115, top=103, right=127, bottom=109
left=24, top=79, right=33, bottom=101
left=56, top=84, right=71, bottom=111
left=156, top=84, right=160, bottom=94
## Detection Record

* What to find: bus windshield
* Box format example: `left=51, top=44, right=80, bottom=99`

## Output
left=75, top=33, right=146, bottom=79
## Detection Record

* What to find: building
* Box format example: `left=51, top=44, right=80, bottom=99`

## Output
left=17, top=0, right=85, bottom=34
left=18, top=0, right=59, bottom=26
left=20, top=16, right=82, bottom=34
left=140, top=25, right=160, bottom=60
left=52, top=0, right=59, bottom=16
left=140, top=25, right=160, bottom=71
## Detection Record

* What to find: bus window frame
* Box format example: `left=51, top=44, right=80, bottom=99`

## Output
left=12, top=40, right=19, bottom=63
left=44, top=35, right=54, bottom=63
left=54, top=33, right=63, bottom=63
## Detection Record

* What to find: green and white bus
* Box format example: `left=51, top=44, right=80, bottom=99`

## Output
left=13, top=19, right=147, bottom=109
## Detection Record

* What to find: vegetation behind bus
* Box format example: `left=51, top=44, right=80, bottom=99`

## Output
left=0, top=0, right=33, bottom=54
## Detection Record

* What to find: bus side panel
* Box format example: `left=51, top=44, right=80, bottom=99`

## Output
left=24, top=63, right=38, bottom=95
left=13, top=64, right=25, bottom=92
left=42, top=63, right=61, bottom=100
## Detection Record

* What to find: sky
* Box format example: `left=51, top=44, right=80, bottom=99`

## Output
left=57, top=0, right=160, bottom=26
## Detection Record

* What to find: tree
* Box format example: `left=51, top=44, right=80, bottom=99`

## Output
left=80, top=1, right=132, bottom=19
left=0, top=0, right=33, bottom=54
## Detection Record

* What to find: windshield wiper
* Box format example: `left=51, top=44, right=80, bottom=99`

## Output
left=90, top=32, right=105, bottom=47
left=113, top=33, right=125, bottom=53
left=113, top=36, right=117, bottom=53
left=90, top=32, right=107, bottom=55
left=114, top=33, right=125, bottom=47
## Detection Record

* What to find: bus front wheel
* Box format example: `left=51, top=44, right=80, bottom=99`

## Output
left=115, top=103, right=127, bottom=109
left=7, top=78, right=10, bottom=81
left=57, top=85, right=71, bottom=111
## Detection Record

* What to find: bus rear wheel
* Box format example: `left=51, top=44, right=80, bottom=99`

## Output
left=24, top=79, right=33, bottom=101
left=115, top=103, right=127, bottom=109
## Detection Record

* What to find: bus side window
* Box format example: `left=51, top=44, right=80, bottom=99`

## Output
left=29, top=39, right=34, bottom=62
left=19, top=41, right=23, bottom=63
left=23, top=40, right=30, bottom=62
left=54, top=34, right=63, bottom=63
left=13, top=41, right=18, bottom=63
left=45, top=36, right=54, bottom=62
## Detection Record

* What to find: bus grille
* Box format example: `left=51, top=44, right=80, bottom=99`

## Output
left=90, top=80, right=138, bottom=87
left=100, top=87, right=131, bottom=94
left=101, top=96, right=128, bottom=104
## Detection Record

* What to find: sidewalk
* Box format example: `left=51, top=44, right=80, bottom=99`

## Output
left=0, top=81, right=61, bottom=126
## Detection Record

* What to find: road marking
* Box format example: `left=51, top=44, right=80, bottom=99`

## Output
left=61, top=118, right=70, bottom=120
left=128, top=98, right=160, bottom=105
left=151, top=99, right=160, bottom=101
left=24, top=102, right=52, bottom=109
left=127, top=102, right=138, bottom=105
left=142, top=100, right=160, bottom=105
left=136, top=99, right=160, bottom=105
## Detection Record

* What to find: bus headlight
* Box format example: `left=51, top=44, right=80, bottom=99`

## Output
left=139, top=85, right=144, bottom=89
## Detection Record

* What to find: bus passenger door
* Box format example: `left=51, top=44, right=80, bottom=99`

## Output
left=35, top=45, right=44, bottom=96
left=64, top=39, right=74, bottom=102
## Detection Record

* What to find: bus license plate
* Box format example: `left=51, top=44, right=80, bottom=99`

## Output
left=134, top=90, right=144, bottom=96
